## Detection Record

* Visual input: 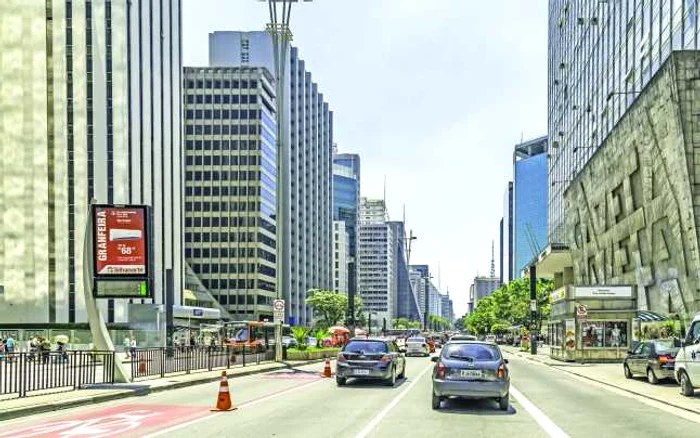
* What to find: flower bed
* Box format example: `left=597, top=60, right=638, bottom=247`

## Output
left=286, top=347, right=341, bottom=361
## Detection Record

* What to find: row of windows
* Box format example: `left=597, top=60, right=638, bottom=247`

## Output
left=184, top=170, right=260, bottom=181
left=186, top=231, right=259, bottom=243
left=185, top=124, right=260, bottom=136
left=185, top=215, right=258, bottom=228
left=186, top=139, right=259, bottom=151
left=185, top=185, right=260, bottom=197
left=216, top=294, right=275, bottom=306
left=185, top=155, right=261, bottom=166
left=185, top=79, right=258, bottom=89
left=192, top=263, right=275, bottom=277
left=186, top=247, right=275, bottom=260
left=186, top=94, right=258, bottom=105
left=185, top=109, right=260, bottom=120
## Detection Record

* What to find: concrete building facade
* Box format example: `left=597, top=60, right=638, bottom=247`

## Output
left=548, top=0, right=700, bottom=245
left=358, top=199, right=395, bottom=326
left=469, top=277, right=501, bottom=310
left=0, top=0, right=184, bottom=325
left=183, top=66, right=278, bottom=321
left=333, top=221, right=349, bottom=295
left=501, top=182, right=514, bottom=283
left=564, top=52, right=700, bottom=317
left=207, top=31, right=333, bottom=325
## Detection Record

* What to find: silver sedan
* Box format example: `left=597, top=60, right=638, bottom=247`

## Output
left=431, top=341, right=510, bottom=411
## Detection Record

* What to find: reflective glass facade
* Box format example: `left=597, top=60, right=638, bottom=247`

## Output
left=548, top=0, right=697, bottom=243
left=333, top=153, right=360, bottom=301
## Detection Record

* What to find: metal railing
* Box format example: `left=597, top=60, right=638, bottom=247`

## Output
left=130, top=345, right=276, bottom=381
left=0, top=350, right=115, bottom=398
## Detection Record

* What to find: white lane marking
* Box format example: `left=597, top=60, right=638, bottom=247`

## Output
left=510, top=385, right=570, bottom=438
left=140, top=378, right=324, bottom=438
left=505, top=352, right=700, bottom=424
left=354, top=362, right=434, bottom=438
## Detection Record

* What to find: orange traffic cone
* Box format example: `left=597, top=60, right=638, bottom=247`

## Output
left=211, top=371, right=237, bottom=412
left=320, top=358, right=332, bottom=378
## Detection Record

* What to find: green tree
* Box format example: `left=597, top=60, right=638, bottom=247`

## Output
left=290, top=326, right=309, bottom=350
left=306, top=289, right=348, bottom=327
left=453, top=317, right=465, bottom=330
left=313, top=329, right=331, bottom=348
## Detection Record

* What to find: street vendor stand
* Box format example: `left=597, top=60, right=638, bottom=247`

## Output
left=548, top=285, right=636, bottom=362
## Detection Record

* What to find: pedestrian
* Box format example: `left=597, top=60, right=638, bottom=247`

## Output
left=129, top=337, right=137, bottom=359
left=40, top=337, right=51, bottom=363
left=189, top=334, right=196, bottom=347
left=123, top=336, right=131, bottom=359
left=5, top=334, right=15, bottom=362
left=0, top=337, right=5, bottom=362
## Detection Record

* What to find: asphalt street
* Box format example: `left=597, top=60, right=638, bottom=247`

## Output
left=3, top=352, right=700, bottom=438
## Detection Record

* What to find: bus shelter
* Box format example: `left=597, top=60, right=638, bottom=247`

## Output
left=547, top=285, right=636, bottom=362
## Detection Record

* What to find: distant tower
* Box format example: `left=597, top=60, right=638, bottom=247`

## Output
left=490, top=241, right=496, bottom=278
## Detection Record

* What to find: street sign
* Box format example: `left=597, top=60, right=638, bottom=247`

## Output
left=530, top=299, right=537, bottom=312
left=576, top=304, right=588, bottom=319
left=273, top=299, right=285, bottom=323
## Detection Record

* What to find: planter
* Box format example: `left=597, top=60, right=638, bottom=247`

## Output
left=286, top=348, right=340, bottom=361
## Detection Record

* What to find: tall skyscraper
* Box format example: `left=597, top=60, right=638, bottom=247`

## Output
left=182, top=66, right=278, bottom=321
left=0, top=0, right=183, bottom=325
left=333, top=151, right=360, bottom=305
left=410, top=264, right=430, bottom=319
left=358, top=198, right=396, bottom=327
left=548, top=1, right=697, bottom=244
left=469, top=276, right=501, bottom=309
left=332, top=221, right=349, bottom=295
left=500, top=182, right=513, bottom=283
left=389, top=221, right=422, bottom=321
left=513, top=136, right=548, bottom=278
left=208, top=31, right=333, bottom=325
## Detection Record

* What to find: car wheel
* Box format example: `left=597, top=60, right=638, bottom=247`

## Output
left=431, top=392, right=441, bottom=410
left=647, top=368, right=659, bottom=385
left=680, top=371, right=695, bottom=397
left=498, top=394, right=510, bottom=411
left=336, top=376, right=347, bottom=386
left=386, top=366, right=397, bottom=386
left=623, top=364, right=633, bottom=379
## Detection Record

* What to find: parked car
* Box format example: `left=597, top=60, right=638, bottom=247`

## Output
left=431, top=341, right=510, bottom=411
left=336, top=338, right=406, bottom=386
left=406, top=337, right=430, bottom=357
left=282, top=335, right=297, bottom=348
left=623, top=339, right=680, bottom=383
left=675, top=313, right=700, bottom=396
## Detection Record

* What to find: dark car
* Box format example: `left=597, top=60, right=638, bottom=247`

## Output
left=624, top=339, right=680, bottom=383
left=431, top=341, right=510, bottom=411
left=336, top=338, right=406, bottom=387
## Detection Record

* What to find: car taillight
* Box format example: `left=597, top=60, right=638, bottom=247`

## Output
left=497, top=364, right=506, bottom=379
left=437, top=362, right=446, bottom=379
left=658, top=354, right=674, bottom=364
left=380, top=354, right=392, bottom=362
left=337, top=353, right=347, bottom=363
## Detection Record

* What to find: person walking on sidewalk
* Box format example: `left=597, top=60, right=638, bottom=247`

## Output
left=123, top=336, right=131, bottom=359
left=129, top=337, right=137, bottom=359
left=5, top=335, right=16, bottom=362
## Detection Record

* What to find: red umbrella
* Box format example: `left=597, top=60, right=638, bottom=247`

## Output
left=329, top=326, right=349, bottom=334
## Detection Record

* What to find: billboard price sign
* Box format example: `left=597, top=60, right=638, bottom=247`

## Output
left=94, top=206, right=148, bottom=276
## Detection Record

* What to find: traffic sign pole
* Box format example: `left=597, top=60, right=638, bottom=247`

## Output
left=273, top=299, right=285, bottom=362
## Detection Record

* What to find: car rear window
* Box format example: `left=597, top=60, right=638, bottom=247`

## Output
left=407, top=337, right=425, bottom=343
left=654, top=339, right=680, bottom=354
left=443, top=343, right=501, bottom=361
left=344, top=341, right=388, bottom=354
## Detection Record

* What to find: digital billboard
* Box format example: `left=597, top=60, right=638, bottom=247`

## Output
left=92, top=205, right=152, bottom=298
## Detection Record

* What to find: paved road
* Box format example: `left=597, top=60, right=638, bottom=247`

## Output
left=3, top=352, right=700, bottom=437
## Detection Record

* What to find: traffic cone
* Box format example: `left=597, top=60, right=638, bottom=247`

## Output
left=211, top=371, right=237, bottom=412
left=320, top=358, right=332, bottom=378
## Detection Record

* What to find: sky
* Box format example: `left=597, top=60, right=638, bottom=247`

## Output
left=182, top=0, right=549, bottom=317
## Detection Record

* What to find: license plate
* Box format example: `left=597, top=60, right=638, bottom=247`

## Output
left=353, top=369, right=370, bottom=375
left=459, top=369, right=482, bottom=378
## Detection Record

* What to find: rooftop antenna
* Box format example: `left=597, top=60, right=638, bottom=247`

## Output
left=490, top=240, right=496, bottom=278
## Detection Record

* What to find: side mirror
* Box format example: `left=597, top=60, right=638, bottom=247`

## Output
left=431, top=356, right=439, bottom=362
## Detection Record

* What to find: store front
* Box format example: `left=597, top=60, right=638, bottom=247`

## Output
left=548, top=285, right=636, bottom=362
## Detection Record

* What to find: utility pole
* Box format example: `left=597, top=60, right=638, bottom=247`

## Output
left=529, top=265, right=538, bottom=355
left=263, top=0, right=313, bottom=362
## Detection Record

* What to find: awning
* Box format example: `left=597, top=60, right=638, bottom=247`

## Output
left=635, top=311, right=669, bottom=322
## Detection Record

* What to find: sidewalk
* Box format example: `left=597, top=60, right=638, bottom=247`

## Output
left=502, top=345, right=700, bottom=414
left=0, top=358, right=326, bottom=421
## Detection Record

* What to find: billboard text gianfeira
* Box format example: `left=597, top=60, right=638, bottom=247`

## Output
left=94, top=207, right=147, bottom=276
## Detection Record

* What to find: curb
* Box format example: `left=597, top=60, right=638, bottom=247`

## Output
left=506, top=350, right=700, bottom=416
left=0, top=358, right=328, bottom=421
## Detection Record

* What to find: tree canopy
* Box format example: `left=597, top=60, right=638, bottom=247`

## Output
left=464, top=278, right=553, bottom=335
left=306, top=289, right=362, bottom=328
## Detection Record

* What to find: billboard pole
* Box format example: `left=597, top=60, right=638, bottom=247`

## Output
left=82, top=200, right=130, bottom=383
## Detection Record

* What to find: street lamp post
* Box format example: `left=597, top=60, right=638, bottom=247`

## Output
left=262, top=0, right=313, bottom=362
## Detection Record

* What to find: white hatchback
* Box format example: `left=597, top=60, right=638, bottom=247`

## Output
left=406, top=337, right=429, bottom=357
